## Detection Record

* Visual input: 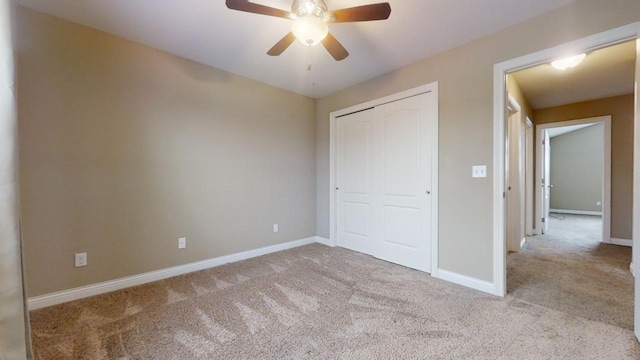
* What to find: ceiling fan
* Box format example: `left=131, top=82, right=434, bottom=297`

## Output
left=226, top=0, right=391, bottom=61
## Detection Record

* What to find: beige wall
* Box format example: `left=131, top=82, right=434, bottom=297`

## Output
left=17, top=8, right=317, bottom=297
left=316, top=0, right=640, bottom=282
left=549, top=124, right=604, bottom=212
left=0, top=0, right=31, bottom=357
left=534, top=95, right=634, bottom=240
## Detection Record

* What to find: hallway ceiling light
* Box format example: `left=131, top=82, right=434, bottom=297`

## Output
left=551, top=53, right=587, bottom=70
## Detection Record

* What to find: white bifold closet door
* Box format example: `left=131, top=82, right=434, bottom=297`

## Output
left=337, top=92, right=434, bottom=273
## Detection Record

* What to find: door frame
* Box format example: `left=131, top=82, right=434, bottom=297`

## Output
left=535, top=117, right=612, bottom=243
left=492, top=22, right=640, bottom=297
left=329, top=82, right=439, bottom=276
left=506, top=93, right=525, bottom=252
left=525, top=117, right=534, bottom=237
left=634, top=36, right=640, bottom=342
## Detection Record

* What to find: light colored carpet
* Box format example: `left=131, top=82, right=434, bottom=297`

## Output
left=30, top=239, right=640, bottom=359
left=508, top=214, right=634, bottom=330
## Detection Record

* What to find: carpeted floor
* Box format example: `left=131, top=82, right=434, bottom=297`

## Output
left=30, top=224, right=639, bottom=359
left=507, top=214, right=634, bottom=330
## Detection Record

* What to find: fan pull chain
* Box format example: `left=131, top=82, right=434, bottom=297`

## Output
left=307, top=46, right=313, bottom=71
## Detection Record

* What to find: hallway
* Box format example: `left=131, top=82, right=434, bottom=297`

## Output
left=507, top=214, right=633, bottom=330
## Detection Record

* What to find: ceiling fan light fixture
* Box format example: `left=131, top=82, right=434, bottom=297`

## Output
left=291, top=16, right=329, bottom=46
left=551, top=53, right=587, bottom=70
left=226, top=0, right=391, bottom=60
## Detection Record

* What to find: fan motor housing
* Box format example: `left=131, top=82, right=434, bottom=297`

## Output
left=292, top=0, right=328, bottom=17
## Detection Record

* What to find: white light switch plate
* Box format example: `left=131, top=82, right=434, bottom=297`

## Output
left=178, top=237, right=186, bottom=249
left=273, top=224, right=279, bottom=233
left=472, top=165, right=487, bottom=178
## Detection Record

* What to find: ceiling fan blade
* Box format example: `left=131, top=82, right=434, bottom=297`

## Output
left=328, top=3, right=391, bottom=23
left=267, top=32, right=296, bottom=56
left=322, top=33, right=349, bottom=61
left=226, top=0, right=292, bottom=19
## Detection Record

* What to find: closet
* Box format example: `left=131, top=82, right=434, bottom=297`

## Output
left=335, top=90, right=437, bottom=272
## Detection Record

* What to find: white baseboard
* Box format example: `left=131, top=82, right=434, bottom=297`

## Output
left=520, top=237, right=526, bottom=249
left=435, top=269, right=496, bottom=295
left=28, top=236, right=319, bottom=310
left=314, top=236, right=334, bottom=247
left=550, top=209, right=602, bottom=216
left=610, top=238, right=633, bottom=247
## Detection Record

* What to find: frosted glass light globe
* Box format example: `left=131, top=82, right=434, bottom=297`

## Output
left=291, top=16, right=329, bottom=46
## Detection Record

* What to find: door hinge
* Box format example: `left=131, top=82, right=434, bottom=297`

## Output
left=542, top=218, right=546, bottom=223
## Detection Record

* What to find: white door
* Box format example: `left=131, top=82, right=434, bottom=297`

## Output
left=542, top=130, right=551, bottom=234
left=525, top=119, right=534, bottom=236
left=505, top=95, right=526, bottom=252
left=337, top=109, right=375, bottom=255
left=506, top=110, right=520, bottom=251
left=336, top=92, right=435, bottom=273
left=373, top=93, right=433, bottom=272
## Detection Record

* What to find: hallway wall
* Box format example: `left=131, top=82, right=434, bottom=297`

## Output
left=549, top=123, right=604, bottom=213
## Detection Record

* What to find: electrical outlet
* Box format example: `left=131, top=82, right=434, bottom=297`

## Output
left=596, top=201, right=602, bottom=207
left=472, top=165, right=487, bottom=178
left=178, top=237, right=186, bottom=249
left=75, top=252, right=87, bottom=267
left=273, top=224, right=279, bottom=233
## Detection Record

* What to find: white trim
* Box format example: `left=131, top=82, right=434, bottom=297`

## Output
left=507, top=93, right=521, bottom=112
left=430, top=85, right=440, bottom=278
left=535, top=116, right=611, bottom=244
left=634, top=36, right=640, bottom=342
left=314, top=236, right=334, bottom=247
left=631, top=262, right=635, bottom=276
left=493, top=54, right=507, bottom=297
left=525, top=117, right=535, bottom=236
left=329, top=82, right=439, bottom=275
left=437, top=269, right=496, bottom=295
left=610, top=238, right=633, bottom=247
left=28, top=237, right=318, bottom=310
left=493, top=22, right=640, bottom=298
left=520, top=237, right=526, bottom=249
left=550, top=209, right=603, bottom=216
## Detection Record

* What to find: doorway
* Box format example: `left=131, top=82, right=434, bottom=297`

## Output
left=536, top=116, right=611, bottom=243
left=493, top=22, right=640, bottom=340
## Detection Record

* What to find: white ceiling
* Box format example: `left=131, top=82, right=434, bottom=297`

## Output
left=17, top=0, right=574, bottom=98
left=511, top=40, right=636, bottom=110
